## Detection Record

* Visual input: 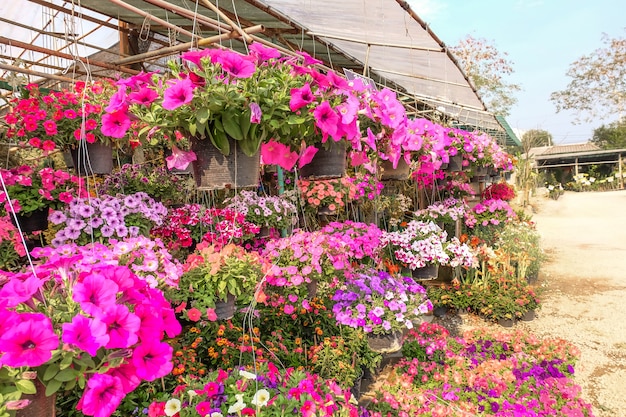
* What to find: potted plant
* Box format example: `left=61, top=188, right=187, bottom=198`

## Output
left=97, top=163, right=193, bottom=207
left=224, top=189, right=298, bottom=231
left=175, top=243, right=264, bottom=320
left=146, top=361, right=359, bottom=416
left=0, top=250, right=181, bottom=417
left=3, top=80, right=130, bottom=174
left=381, top=221, right=475, bottom=279
left=0, top=216, right=27, bottom=271
left=0, top=165, right=87, bottom=232
left=332, top=269, right=432, bottom=353
left=47, top=192, right=168, bottom=246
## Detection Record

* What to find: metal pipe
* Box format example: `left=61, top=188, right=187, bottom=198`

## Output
left=198, top=0, right=253, bottom=43
left=0, top=62, right=75, bottom=83
left=104, top=0, right=196, bottom=39
left=113, top=24, right=265, bottom=65
left=0, top=36, right=139, bottom=75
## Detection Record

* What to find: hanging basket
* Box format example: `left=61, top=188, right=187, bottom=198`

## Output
left=15, top=379, right=56, bottom=417
left=411, top=264, right=439, bottom=280
left=306, top=278, right=318, bottom=299
left=446, top=155, right=464, bottom=172
left=214, top=294, right=236, bottom=320
left=379, top=158, right=410, bottom=180
left=190, top=135, right=260, bottom=190
left=70, top=141, right=113, bottom=175
left=299, top=141, right=346, bottom=179
left=14, top=209, right=49, bottom=233
left=367, top=331, right=403, bottom=353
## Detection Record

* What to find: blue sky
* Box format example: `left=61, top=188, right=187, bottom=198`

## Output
left=407, top=0, right=625, bottom=144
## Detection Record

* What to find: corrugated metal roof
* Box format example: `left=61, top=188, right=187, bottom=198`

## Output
left=1, top=0, right=507, bottom=135
left=541, top=143, right=600, bottom=155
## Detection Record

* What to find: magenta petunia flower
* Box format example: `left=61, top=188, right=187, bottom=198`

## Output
left=105, top=86, right=128, bottom=113
left=249, top=42, right=281, bottom=61
left=298, top=145, right=319, bottom=168
left=131, top=340, right=173, bottom=381
left=181, top=49, right=213, bottom=68
left=0, top=314, right=58, bottom=367
left=77, top=373, right=125, bottom=417
left=128, top=87, right=158, bottom=106
left=249, top=102, right=262, bottom=124
left=73, top=273, right=119, bottom=317
left=162, top=78, right=195, bottom=110
left=289, top=83, right=314, bottom=111
left=165, top=146, right=197, bottom=170
left=0, top=274, right=44, bottom=308
left=106, top=363, right=141, bottom=394
left=313, top=101, right=340, bottom=141
left=62, top=315, right=109, bottom=356
left=261, top=140, right=299, bottom=171
left=101, top=110, right=131, bottom=138
left=101, top=304, right=140, bottom=349
left=216, top=51, right=256, bottom=78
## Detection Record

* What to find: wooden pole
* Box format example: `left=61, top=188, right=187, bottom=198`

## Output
left=0, top=62, right=75, bottom=83
left=198, top=0, right=253, bottom=43
left=104, top=0, right=197, bottom=40
left=113, top=25, right=265, bottom=66
left=0, top=37, right=140, bottom=75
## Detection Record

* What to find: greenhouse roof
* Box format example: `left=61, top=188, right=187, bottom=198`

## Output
left=0, top=0, right=508, bottom=135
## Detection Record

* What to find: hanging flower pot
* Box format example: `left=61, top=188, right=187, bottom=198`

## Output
left=14, top=208, right=49, bottom=233
left=446, top=154, right=464, bottom=172
left=214, top=294, right=236, bottom=320
left=379, top=158, right=410, bottom=180
left=411, top=263, right=439, bottom=280
left=15, top=379, right=56, bottom=417
left=70, top=141, right=113, bottom=175
left=190, top=135, right=260, bottom=190
left=366, top=331, right=403, bottom=353
left=299, top=141, right=346, bottom=179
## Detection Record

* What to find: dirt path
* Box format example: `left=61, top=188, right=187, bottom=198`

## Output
left=523, top=190, right=626, bottom=416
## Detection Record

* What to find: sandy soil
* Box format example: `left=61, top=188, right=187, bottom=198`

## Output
left=522, top=190, right=626, bottom=416
left=442, top=190, right=626, bottom=416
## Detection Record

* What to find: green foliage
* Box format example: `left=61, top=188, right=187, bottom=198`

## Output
left=591, top=118, right=626, bottom=149
left=521, top=129, right=552, bottom=147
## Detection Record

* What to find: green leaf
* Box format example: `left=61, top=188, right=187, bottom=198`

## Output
left=210, top=125, right=231, bottom=156
left=15, top=379, right=36, bottom=395
left=54, top=368, right=78, bottom=382
left=239, top=109, right=252, bottom=140
left=188, top=122, right=197, bottom=136
left=197, top=107, right=210, bottom=124
left=221, top=115, right=244, bottom=141
left=59, top=353, right=73, bottom=370
left=42, top=364, right=59, bottom=381
left=45, top=378, right=62, bottom=396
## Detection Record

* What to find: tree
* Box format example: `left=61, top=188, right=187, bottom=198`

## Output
left=521, top=129, right=553, bottom=150
left=449, top=35, right=521, bottom=117
left=550, top=32, right=626, bottom=123
left=590, top=118, right=626, bottom=149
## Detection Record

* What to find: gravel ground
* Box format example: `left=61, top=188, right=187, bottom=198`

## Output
left=434, top=190, right=626, bottom=416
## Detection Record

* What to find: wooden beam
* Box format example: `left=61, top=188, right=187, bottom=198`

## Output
left=105, top=0, right=196, bottom=40
left=0, top=62, right=75, bottom=83
left=0, top=37, right=139, bottom=75
left=27, top=0, right=121, bottom=32
left=198, top=0, right=252, bottom=43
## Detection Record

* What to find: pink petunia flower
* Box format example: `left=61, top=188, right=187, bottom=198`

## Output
left=101, top=110, right=131, bottom=138
left=289, top=83, right=314, bottom=111
left=313, top=101, right=340, bottom=141
left=101, top=304, right=140, bottom=349
left=77, top=373, right=125, bottom=417
left=165, top=146, right=197, bottom=170
left=298, top=145, right=318, bottom=168
left=62, top=315, right=109, bottom=356
left=216, top=51, right=256, bottom=78
left=73, top=273, right=119, bottom=317
left=162, top=78, right=195, bottom=110
left=0, top=313, right=58, bottom=367
left=131, top=340, right=173, bottom=381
